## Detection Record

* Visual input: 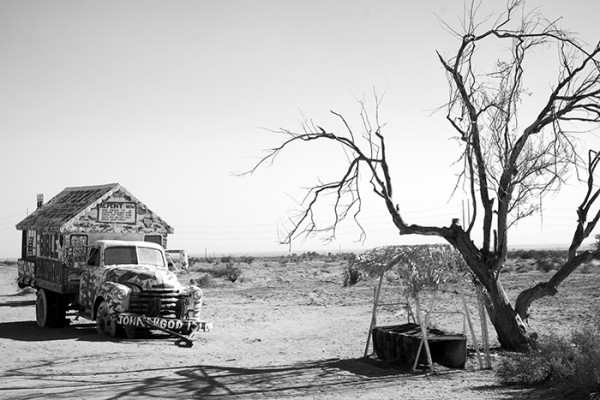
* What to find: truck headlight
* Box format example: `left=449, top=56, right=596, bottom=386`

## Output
left=192, top=288, right=203, bottom=300
left=115, top=288, right=127, bottom=300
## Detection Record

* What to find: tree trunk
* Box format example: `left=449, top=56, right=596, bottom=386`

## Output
left=445, top=229, right=535, bottom=351
left=482, top=279, right=534, bottom=351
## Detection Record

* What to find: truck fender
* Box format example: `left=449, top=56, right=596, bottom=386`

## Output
left=93, top=282, right=132, bottom=319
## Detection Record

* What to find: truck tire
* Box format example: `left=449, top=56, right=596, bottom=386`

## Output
left=52, top=294, right=69, bottom=328
left=36, top=289, right=69, bottom=328
left=124, top=326, right=136, bottom=339
left=96, top=301, right=125, bottom=338
left=36, top=289, right=55, bottom=327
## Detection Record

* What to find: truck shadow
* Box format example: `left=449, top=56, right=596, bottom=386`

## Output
left=0, top=299, right=36, bottom=308
left=0, top=319, right=194, bottom=343
left=0, top=320, right=97, bottom=341
left=0, top=292, right=36, bottom=307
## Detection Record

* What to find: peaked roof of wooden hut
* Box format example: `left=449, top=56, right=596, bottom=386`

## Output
left=15, top=183, right=173, bottom=233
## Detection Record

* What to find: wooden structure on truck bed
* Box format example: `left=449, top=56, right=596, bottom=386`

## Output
left=16, top=183, right=173, bottom=293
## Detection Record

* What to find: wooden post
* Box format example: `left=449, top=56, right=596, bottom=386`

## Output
left=458, top=285, right=483, bottom=369
left=420, top=291, right=438, bottom=356
left=364, top=273, right=385, bottom=358
left=477, top=288, right=492, bottom=368
left=412, top=292, right=435, bottom=372
left=399, top=279, right=415, bottom=323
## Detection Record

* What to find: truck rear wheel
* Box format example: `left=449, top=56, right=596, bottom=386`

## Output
left=36, top=289, right=68, bottom=328
left=52, top=294, right=68, bottom=327
left=96, top=301, right=125, bottom=337
left=36, top=289, right=52, bottom=327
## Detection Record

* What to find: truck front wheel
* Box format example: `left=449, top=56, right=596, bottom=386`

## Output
left=96, top=301, right=125, bottom=338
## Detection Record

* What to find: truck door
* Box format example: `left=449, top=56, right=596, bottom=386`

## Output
left=79, top=247, right=101, bottom=312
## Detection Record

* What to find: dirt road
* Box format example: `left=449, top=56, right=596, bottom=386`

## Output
left=2, top=260, right=589, bottom=399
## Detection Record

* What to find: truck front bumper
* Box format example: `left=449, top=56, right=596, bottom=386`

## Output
left=116, top=313, right=212, bottom=332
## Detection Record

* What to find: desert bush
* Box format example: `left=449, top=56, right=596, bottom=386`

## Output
left=342, top=265, right=363, bottom=287
left=189, top=256, right=218, bottom=266
left=13, top=277, right=35, bottom=295
left=501, top=263, right=514, bottom=274
left=192, top=274, right=214, bottom=288
left=384, top=269, right=400, bottom=284
left=18, top=287, right=35, bottom=295
left=579, top=263, right=594, bottom=274
left=536, top=256, right=564, bottom=272
left=239, top=256, right=254, bottom=265
left=196, top=274, right=214, bottom=288
left=189, top=262, right=213, bottom=273
left=225, top=263, right=242, bottom=283
left=301, top=251, right=320, bottom=260
left=497, top=324, right=600, bottom=398
left=507, top=249, right=568, bottom=261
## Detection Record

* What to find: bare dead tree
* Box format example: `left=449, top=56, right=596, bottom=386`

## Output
left=247, top=0, right=600, bottom=351
left=515, top=150, right=600, bottom=319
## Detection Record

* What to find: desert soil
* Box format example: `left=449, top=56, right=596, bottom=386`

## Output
left=1, top=259, right=598, bottom=400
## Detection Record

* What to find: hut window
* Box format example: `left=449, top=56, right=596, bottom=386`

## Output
left=40, top=233, right=50, bottom=257
left=53, top=233, right=59, bottom=258
left=144, top=235, right=162, bottom=246
left=67, top=234, right=88, bottom=263
left=22, top=230, right=36, bottom=258
left=39, top=233, right=59, bottom=259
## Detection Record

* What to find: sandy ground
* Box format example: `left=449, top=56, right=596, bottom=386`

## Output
left=1, top=259, right=597, bottom=400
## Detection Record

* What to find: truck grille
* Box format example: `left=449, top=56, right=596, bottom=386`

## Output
left=128, top=289, right=185, bottom=318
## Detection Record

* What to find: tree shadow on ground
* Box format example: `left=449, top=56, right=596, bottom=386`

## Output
left=470, top=381, right=572, bottom=400
left=1, top=358, right=415, bottom=400
left=1, top=356, right=544, bottom=400
left=1, top=355, right=562, bottom=400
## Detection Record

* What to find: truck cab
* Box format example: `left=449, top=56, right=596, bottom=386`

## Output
left=81, top=240, right=209, bottom=338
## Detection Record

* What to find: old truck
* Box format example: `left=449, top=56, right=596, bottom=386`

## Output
left=16, top=183, right=211, bottom=344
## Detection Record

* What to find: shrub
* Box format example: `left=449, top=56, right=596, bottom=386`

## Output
left=342, top=265, right=363, bottom=287
left=239, top=256, right=254, bottom=265
left=497, top=324, right=600, bottom=398
left=579, top=263, right=594, bottom=274
left=225, top=263, right=242, bottom=283
left=194, top=274, right=214, bottom=288
left=13, top=277, right=34, bottom=295
left=501, top=263, right=514, bottom=274
left=536, top=256, right=565, bottom=272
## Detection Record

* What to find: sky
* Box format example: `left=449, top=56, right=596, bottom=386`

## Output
left=1, top=0, right=599, bottom=258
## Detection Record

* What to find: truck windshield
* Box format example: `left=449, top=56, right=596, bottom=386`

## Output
left=104, top=246, right=166, bottom=268
left=137, top=247, right=166, bottom=267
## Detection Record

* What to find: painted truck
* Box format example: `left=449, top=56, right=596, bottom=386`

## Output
left=16, top=183, right=210, bottom=344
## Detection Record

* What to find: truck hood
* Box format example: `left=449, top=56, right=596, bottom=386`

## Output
left=104, top=265, right=181, bottom=290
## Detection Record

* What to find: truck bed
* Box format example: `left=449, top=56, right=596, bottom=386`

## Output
left=18, top=257, right=80, bottom=293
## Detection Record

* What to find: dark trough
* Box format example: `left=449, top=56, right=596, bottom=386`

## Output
left=372, top=323, right=467, bottom=368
